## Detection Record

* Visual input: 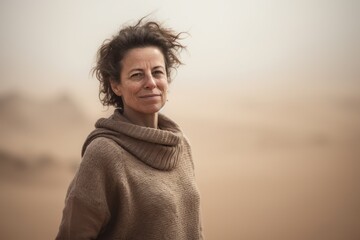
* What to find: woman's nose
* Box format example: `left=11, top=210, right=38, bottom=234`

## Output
left=144, top=73, right=156, bottom=89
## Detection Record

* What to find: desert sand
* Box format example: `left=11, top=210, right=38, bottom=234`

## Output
left=0, top=83, right=359, bottom=240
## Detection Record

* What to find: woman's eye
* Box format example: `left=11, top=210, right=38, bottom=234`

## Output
left=130, top=73, right=143, bottom=79
left=153, top=70, right=164, bottom=77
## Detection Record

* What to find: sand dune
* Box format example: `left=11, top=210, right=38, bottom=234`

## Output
left=0, top=92, right=94, bottom=165
left=0, top=88, right=359, bottom=240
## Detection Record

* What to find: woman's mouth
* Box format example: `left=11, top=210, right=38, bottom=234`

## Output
left=139, top=94, right=161, bottom=99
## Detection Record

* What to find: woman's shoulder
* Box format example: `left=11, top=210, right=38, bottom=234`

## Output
left=82, top=137, right=125, bottom=168
left=84, top=136, right=118, bottom=154
left=181, top=134, right=192, bottom=152
left=86, top=136, right=118, bottom=150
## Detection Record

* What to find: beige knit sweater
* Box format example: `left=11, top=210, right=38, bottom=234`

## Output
left=56, top=110, right=203, bottom=239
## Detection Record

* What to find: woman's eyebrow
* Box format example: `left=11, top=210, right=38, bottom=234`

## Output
left=128, top=68, right=143, bottom=73
left=153, top=66, right=165, bottom=70
left=128, top=65, right=164, bottom=73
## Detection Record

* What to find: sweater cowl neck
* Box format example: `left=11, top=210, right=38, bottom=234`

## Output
left=82, top=109, right=184, bottom=171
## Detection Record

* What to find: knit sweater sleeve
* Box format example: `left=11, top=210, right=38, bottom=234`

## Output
left=56, top=138, right=115, bottom=240
left=183, top=135, right=205, bottom=239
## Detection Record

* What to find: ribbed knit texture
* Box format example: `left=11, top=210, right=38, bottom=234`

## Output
left=56, top=110, right=203, bottom=239
left=81, top=110, right=184, bottom=171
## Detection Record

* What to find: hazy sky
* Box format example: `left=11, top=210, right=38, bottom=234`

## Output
left=0, top=0, right=359, bottom=112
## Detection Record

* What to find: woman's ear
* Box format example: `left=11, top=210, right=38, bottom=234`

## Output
left=110, top=79, right=122, bottom=96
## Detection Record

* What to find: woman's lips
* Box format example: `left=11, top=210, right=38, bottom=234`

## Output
left=139, top=94, right=161, bottom=98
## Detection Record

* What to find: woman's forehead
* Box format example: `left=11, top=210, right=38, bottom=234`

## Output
left=121, top=47, right=166, bottom=69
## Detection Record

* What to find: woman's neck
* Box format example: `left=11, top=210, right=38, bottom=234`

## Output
left=122, top=108, right=158, bottom=128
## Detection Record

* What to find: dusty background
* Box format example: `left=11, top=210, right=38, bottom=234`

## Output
left=1, top=0, right=359, bottom=239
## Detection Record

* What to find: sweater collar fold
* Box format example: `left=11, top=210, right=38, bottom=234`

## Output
left=82, top=109, right=184, bottom=171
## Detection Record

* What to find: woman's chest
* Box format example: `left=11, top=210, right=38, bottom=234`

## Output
left=115, top=155, right=200, bottom=219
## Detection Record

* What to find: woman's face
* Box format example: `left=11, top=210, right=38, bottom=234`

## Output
left=111, top=46, right=168, bottom=116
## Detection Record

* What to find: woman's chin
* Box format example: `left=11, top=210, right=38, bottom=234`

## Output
left=149, top=102, right=167, bottom=112
left=137, top=104, right=164, bottom=115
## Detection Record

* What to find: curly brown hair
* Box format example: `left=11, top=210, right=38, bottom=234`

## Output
left=92, top=17, right=187, bottom=109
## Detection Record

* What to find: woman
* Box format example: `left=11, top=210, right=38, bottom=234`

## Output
left=56, top=18, right=203, bottom=240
